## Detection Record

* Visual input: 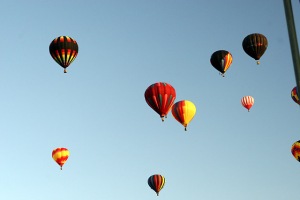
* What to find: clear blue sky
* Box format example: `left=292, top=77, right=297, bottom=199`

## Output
left=0, top=0, right=299, bottom=199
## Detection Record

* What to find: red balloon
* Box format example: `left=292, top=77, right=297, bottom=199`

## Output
left=144, top=82, right=176, bottom=121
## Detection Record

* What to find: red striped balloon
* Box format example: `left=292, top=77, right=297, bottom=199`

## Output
left=241, top=96, right=254, bottom=112
left=291, top=140, right=300, bottom=162
left=144, top=82, right=176, bottom=121
left=148, top=174, right=165, bottom=196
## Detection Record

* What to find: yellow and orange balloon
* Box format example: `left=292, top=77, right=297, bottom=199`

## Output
left=52, top=147, right=69, bottom=170
left=171, top=100, right=196, bottom=131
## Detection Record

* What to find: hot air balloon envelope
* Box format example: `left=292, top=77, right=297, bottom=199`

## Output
left=52, top=147, right=69, bottom=170
left=242, top=33, right=268, bottom=64
left=144, top=82, right=176, bottom=121
left=291, top=86, right=300, bottom=105
left=210, top=50, right=233, bottom=76
left=241, top=96, right=254, bottom=112
left=148, top=174, right=165, bottom=196
left=171, top=100, right=196, bottom=131
left=49, top=36, right=79, bottom=73
left=291, top=140, right=300, bottom=162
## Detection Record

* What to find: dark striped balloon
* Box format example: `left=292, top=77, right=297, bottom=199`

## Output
left=291, top=140, right=300, bottom=162
left=242, top=33, right=268, bottom=64
left=291, top=86, right=300, bottom=105
left=148, top=174, right=165, bottom=196
left=49, top=36, right=79, bottom=73
left=210, top=50, right=233, bottom=76
left=144, top=82, right=176, bottom=121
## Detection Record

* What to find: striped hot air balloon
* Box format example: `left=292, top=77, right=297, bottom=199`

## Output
left=291, top=140, right=300, bottom=162
left=148, top=174, right=165, bottom=196
left=242, top=33, right=268, bottom=65
left=291, top=86, right=300, bottom=105
left=171, top=100, right=196, bottom=131
left=210, top=50, right=233, bottom=77
left=49, top=36, right=79, bottom=73
left=52, top=147, right=69, bottom=170
left=241, top=96, right=254, bottom=112
left=144, top=82, right=176, bottom=122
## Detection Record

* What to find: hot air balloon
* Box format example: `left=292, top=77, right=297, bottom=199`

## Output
left=49, top=36, right=79, bottom=73
left=52, top=147, right=69, bottom=170
left=144, top=82, right=176, bottom=122
left=171, top=100, right=196, bottom=131
left=241, top=96, right=254, bottom=112
left=242, top=33, right=268, bottom=64
left=210, top=50, right=233, bottom=77
left=291, top=86, right=300, bottom=105
left=148, top=174, right=165, bottom=196
left=291, top=140, right=300, bottom=162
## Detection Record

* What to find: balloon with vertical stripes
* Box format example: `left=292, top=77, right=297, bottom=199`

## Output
left=242, top=33, right=268, bottom=65
left=210, top=50, right=233, bottom=77
left=49, top=36, right=79, bottom=73
left=52, top=147, right=69, bottom=170
left=148, top=174, right=165, bottom=196
left=171, top=100, right=196, bottom=131
left=144, top=82, right=176, bottom=122
left=241, top=96, right=254, bottom=112
left=291, top=86, right=300, bottom=105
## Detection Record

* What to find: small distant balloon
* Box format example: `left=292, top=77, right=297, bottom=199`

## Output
left=241, top=96, right=254, bottom=112
left=52, top=147, right=69, bottom=170
left=291, top=86, right=300, bottom=105
left=210, top=50, right=233, bottom=77
left=291, top=140, right=300, bottom=162
left=148, top=174, right=165, bottom=196
left=171, top=100, right=196, bottom=131
left=242, top=33, right=268, bottom=65
left=49, top=36, right=79, bottom=73
left=144, top=82, right=176, bottom=122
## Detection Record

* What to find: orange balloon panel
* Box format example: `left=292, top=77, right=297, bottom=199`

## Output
left=52, top=147, right=69, bottom=170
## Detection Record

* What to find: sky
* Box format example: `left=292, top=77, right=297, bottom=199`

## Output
left=0, top=0, right=299, bottom=199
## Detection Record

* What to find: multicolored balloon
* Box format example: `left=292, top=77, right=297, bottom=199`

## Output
left=291, top=86, right=300, bottom=105
left=52, top=147, right=69, bottom=170
left=210, top=50, right=233, bottom=76
left=144, top=82, right=176, bottom=121
left=171, top=100, right=196, bottom=131
left=242, top=33, right=268, bottom=65
left=148, top=174, right=165, bottom=196
left=49, top=36, right=79, bottom=73
left=291, top=140, right=300, bottom=162
left=241, top=96, right=254, bottom=112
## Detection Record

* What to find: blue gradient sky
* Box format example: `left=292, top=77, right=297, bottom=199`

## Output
left=0, top=1, right=299, bottom=200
